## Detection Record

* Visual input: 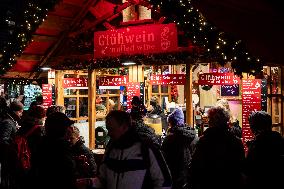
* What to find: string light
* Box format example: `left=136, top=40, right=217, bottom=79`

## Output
left=0, top=0, right=60, bottom=75
left=148, top=0, right=263, bottom=76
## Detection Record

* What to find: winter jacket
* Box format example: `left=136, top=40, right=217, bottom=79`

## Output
left=190, top=127, right=245, bottom=189
left=98, top=128, right=172, bottom=189
left=132, top=119, right=161, bottom=148
left=0, top=112, right=24, bottom=189
left=17, top=116, right=45, bottom=168
left=244, top=131, right=284, bottom=189
left=162, top=126, right=198, bottom=189
left=0, top=113, right=18, bottom=145
left=72, top=139, right=97, bottom=178
left=33, top=137, right=77, bottom=189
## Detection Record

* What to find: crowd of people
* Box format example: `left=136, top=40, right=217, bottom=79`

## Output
left=0, top=95, right=284, bottom=189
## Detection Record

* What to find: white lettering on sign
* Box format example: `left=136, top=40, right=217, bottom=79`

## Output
left=98, top=31, right=155, bottom=46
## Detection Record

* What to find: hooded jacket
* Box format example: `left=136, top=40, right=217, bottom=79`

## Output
left=162, top=126, right=198, bottom=189
left=98, top=128, right=172, bottom=189
left=190, top=127, right=245, bottom=189
left=245, top=131, right=284, bottom=189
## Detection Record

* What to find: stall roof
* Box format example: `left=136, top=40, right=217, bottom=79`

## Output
left=2, top=0, right=284, bottom=79
left=3, top=0, right=122, bottom=78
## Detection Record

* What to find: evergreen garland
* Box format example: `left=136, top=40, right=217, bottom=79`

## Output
left=0, top=0, right=61, bottom=76
left=148, top=0, right=263, bottom=76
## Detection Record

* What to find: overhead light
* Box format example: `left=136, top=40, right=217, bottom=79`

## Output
left=41, top=67, right=51, bottom=71
left=122, top=62, right=136, bottom=66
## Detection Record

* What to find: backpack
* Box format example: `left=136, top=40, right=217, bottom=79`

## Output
left=14, top=125, right=40, bottom=170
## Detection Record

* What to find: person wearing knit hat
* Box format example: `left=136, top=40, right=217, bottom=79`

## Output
left=167, top=108, right=185, bottom=128
left=162, top=108, right=198, bottom=189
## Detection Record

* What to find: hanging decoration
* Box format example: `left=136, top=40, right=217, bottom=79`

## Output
left=148, top=0, right=263, bottom=76
left=0, top=0, right=61, bottom=76
left=170, top=85, right=178, bottom=102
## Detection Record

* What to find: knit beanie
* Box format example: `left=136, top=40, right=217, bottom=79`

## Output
left=167, top=108, right=184, bottom=127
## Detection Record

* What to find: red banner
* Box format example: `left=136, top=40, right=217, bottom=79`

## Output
left=198, top=73, right=240, bottom=85
left=63, top=78, right=88, bottom=89
left=242, top=79, right=262, bottom=145
left=94, top=23, right=178, bottom=58
left=127, top=82, right=141, bottom=108
left=99, top=76, right=128, bottom=86
left=150, top=74, right=186, bottom=85
left=42, top=84, right=52, bottom=109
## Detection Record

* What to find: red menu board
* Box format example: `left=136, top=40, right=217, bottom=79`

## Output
left=242, top=79, right=262, bottom=145
left=63, top=78, right=88, bottom=89
left=198, top=73, right=240, bottom=85
left=99, top=76, right=128, bottom=86
left=127, top=82, right=141, bottom=108
left=150, top=74, right=185, bottom=85
left=42, top=84, right=52, bottom=109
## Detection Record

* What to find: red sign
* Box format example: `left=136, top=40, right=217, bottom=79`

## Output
left=42, top=84, right=52, bottom=109
left=127, top=82, right=141, bottom=108
left=99, top=76, right=128, bottom=86
left=63, top=78, right=88, bottom=89
left=198, top=73, right=240, bottom=85
left=242, top=79, right=262, bottom=146
left=150, top=74, right=185, bottom=85
left=94, top=23, right=178, bottom=58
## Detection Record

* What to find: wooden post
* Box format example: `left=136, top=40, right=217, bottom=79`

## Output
left=88, top=69, right=96, bottom=149
left=55, top=70, right=64, bottom=106
left=185, top=63, right=194, bottom=126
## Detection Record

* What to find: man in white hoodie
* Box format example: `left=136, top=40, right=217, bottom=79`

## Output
left=94, top=110, right=172, bottom=189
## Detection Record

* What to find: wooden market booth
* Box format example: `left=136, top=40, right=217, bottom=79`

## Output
left=43, top=0, right=197, bottom=149
left=2, top=0, right=284, bottom=151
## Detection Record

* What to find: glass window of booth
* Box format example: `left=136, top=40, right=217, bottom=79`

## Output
left=63, top=71, right=88, bottom=122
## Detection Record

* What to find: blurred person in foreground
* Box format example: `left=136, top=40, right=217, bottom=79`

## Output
left=162, top=108, right=198, bottom=189
left=189, top=106, right=245, bottom=189
left=33, top=112, right=77, bottom=189
left=244, top=111, right=284, bottom=189
left=85, top=110, right=172, bottom=189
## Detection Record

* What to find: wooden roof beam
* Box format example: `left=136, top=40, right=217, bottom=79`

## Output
left=30, top=0, right=99, bottom=79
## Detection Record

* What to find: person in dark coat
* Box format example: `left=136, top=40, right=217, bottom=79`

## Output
left=149, top=96, right=163, bottom=115
left=18, top=105, right=46, bottom=161
left=190, top=106, right=245, bottom=189
left=33, top=112, right=77, bottom=189
left=244, top=111, right=284, bottom=189
left=162, top=108, right=198, bottom=189
left=0, top=99, right=25, bottom=189
left=129, top=96, right=147, bottom=121
left=65, top=125, right=97, bottom=178
left=129, top=96, right=161, bottom=148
